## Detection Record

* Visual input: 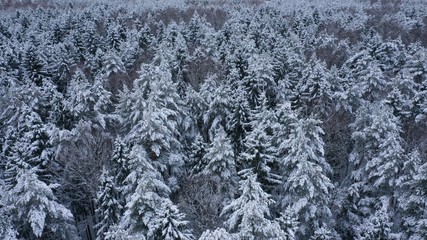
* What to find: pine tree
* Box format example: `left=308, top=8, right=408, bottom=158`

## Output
left=118, top=29, right=141, bottom=72
left=121, top=145, right=171, bottom=237
left=102, top=50, right=126, bottom=77
left=187, top=134, right=208, bottom=176
left=385, top=70, right=417, bottom=120
left=86, top=48, right=105, bottom=76
left=22, top=45, right=47, bottom=86
left=80, top=17, right=103, bottom=55
left=110, top=137, right=131, bottom=191
left=272, top=43, right=305, bottom=100
left=350, top=101, right=405, bottom=194
left=243, top=53, right=276, bottom=108
left=2, top=104, right=52, bottom=174
left=104, top=225, right=135, bottom=240
left=106, top=19, right=126, bottom=51
left=186, top=11, right=214, bottom=46
left=405, top=43, right=427, bottom=84
left=276, top=207, right=299, bottom=240
left=162, top=22, right=189, bottom=90
left=201, top=79, right=233, bottom=141
left=48, top=45, right=73, bottom=93
left=271, top=102, right=297, bottom=161
left=311, top=224, right=336, bottom=240
left=117, top=53, right=188, bottom=187
left=358, top=198, right=393, bottom=240
left=372, top=39, right=406, bottom=75
left=0, top=181, right=18, bottom=240
left=226, top=87, right=250, bottom=156
left=95, top=138, right=130, bottom=240
left=414, top=80, right=427, bottom=124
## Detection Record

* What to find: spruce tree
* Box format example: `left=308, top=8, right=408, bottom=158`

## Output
left=342, top=50, right=389, bottom=105
left=95, top=168, right=122, bottom=240
left=4, top=167, right=77, bottom=239
left=199, top=228, right=235, bottom=240
left=155, top=202, right=193, bottom=240
left=398, top=150, right=427, bottom=239
left=280, top=117, right=335, bottom=238
left=200, top=126, right=237, bottom=202
left=1, top=105, right=77, bottom=239
left=240, top=93, right=281, bottom=189
left=201, top=126, right=236, bottom=183
left=63, top=70, right=112, bottom=128
left=348, top=102, right=405, bottom=238
left=121, top=145, right=192, bottom=239
left=221, top=174, right=284, bottom=240
left=290, top=58, right=333, bottom=117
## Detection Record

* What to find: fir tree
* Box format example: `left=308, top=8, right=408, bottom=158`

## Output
left=358, top=198, right=393, bottom=240
left=118, top=61, right=183, bottom=164
left=121, top=145, right=171, bottom=237
left=243, top=53, right=276, bottom=108
left=276, top=207, right=299, bottom=240
left=1, top=103, right=77, bottom=239
left=0, top=180, right=17, bottom=240
left=102, top=50, right=126, bottom=77
left=22, top=45, right=47, bottom=86
left=201, top=78, right=233, bottom=141
left=226, top=87, right=250, bottom=156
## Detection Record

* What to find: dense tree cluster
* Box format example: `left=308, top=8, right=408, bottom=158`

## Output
left=1, top=0, right=427, bottom=239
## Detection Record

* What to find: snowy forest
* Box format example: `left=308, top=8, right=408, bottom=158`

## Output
left=1, top=0, right=427, bottom=239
